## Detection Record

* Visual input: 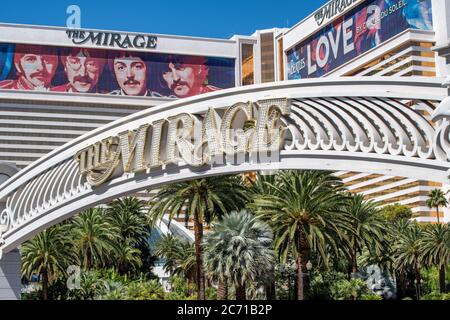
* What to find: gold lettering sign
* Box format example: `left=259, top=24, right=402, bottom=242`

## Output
left=75, top=98, right=290, bottom=186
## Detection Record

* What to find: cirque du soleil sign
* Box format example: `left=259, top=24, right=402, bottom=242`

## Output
left=66, top=29, right=157, bottom=49
left=75, top=99, right=289, bottom=186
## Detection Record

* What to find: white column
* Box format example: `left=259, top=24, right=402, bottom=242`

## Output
left=432, top=0, right=450, bottom=78
left=0, top=162, right=21, bottom=299
left=0, top=248, right=21, bottom=300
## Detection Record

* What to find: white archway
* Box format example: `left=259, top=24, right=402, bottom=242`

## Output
left=0, top=77, right=449, bottom=257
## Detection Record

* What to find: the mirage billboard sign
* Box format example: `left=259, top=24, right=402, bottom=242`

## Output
left=287, top=0, right=433, bottom=79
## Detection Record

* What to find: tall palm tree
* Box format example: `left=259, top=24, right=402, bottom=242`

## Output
left=21, top=226, right=75, bottom=300
left=420, top=223, right=450, bottom=293
left=426, top=189, right=448, bottom=224
left=149, top=175, right=248, bottom=300
left=203, top=210, right=275, bottom=300
left=251, top=170, right=352, bottom=300
left=343, top=194, right=388, bottom=274
left=69, top=208, right=119, bottom=269
left=392, top=221, right=424, bottom=299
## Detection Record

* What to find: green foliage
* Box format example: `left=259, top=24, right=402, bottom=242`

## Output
left=420, top=223, right=450, bottom=269
left=21, top=225, right=77, bottom=299
left=421, top=291, right=450, bottom=300
left=380, top=204, right=413, bottom=222
left=68, top=208, right=120, bottom=269
left=155, top=234, right=196, bottom=282
left=360, top=294, right=383, bottom=300
left=344, top=194, right=389, bottom=270
left=392, top=221, right=423, bottom=275
left=420, top=265, right=450, bottom=294
left=308, top=270, right=348, bottom=300
left=329, top=278, right=370, bottom=300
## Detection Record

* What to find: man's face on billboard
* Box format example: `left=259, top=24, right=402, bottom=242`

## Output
left=15, top=53, right=58, bottom=89
left=64, top=49, right=102, bottom=93
left=163, top=62, right=201, bottom=98
left=113, top=56, right=147, bottom=96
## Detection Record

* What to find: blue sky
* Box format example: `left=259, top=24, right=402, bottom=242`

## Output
left=0, top=0, right=329, bottom=38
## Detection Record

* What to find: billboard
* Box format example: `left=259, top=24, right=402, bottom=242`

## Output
left=0, top=43, right=235, bottom=98
left=287, top=0, right=433, bottom=79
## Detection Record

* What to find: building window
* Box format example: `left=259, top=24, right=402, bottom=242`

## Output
left=278, top=38, right=284, bottom=81
left=260, top=32, right=275, bottom=83
left=241, top=43, right=254, bottom=86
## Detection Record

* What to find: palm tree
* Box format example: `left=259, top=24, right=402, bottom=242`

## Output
left=426, top=189, right=448, bottom=224
left=154, top=234, right=184, bottom=275
left=251, top=170, right=352, bottom=300
left=149, top=175, right=248, bottom=300
left=154, top=234, right=197, bottom=295
left=69, top=208, right=119, bottom=269
left=203, top=210, right=275, bottom=300
left=105, top=197, right=150, bottom=274
left=115, top=240, right=143, bottom=275
left=21, top=226, right=75, bottom=300
left=392, top=221, right=424, bottom=299
left=105, top=197, right=148, bottom=245
left=343, top=194, right=388, bottom=275
left=420, top=223, right=450, bottom=293
left=172, top=242, right=197, bottom=293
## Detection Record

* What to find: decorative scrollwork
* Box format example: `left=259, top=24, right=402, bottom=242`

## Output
left=285, top=97, right=438, bottom=161
left=3, top=159, right=88, bottom=232
left=0, top=208, right=10, bottom=230
left=432, top=97, right=450, bottom=163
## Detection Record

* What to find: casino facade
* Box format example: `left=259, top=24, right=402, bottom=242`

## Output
left=0, top=0, right=449, bottom=234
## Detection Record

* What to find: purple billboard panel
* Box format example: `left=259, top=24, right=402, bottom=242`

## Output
left=287, top=0, right=433, bottom=79
left=0, top=43, right=235, bottom=98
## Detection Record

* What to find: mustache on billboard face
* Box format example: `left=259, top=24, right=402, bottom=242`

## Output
left=171, top=79, right=189, bottom=91
left=74, top=75, right=93, bottom=84
left=124, top=79, right=141, bottom=86
left=30, top=71, right=48, bottom=79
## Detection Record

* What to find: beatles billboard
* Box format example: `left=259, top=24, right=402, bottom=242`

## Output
left=287, top=0, right=433, bottom=79
left=0, top=43, right=235, bottom=98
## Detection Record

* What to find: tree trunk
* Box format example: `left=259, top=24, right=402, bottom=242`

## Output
left=352, top=240, right=358, bottom=274
left=235, top=283, right=246, bottom=300
left=439, top=265, right=446, bottom=293
left=265, top=268, right=276, bottom=300
left=296, top=229, right=309, bottom=300
left=193, top=211, right=205, bottom=300
left=217, top=278, right=228, bottom=300
left=86, top=249, right=92, bottom=270
left=41, top=269, right=49, bottom=300
left=436, top=207, right=440, bottom=224
left=415, top=264, right=421, bottom=300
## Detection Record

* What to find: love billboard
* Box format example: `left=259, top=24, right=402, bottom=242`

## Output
left=287, top=0, right=433, bottom=79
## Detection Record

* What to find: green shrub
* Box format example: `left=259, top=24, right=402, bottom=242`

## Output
left=421, top=291, right=450, bottom=300
left=330, top=278, right=370, bottom=300
left=360, top=294, right=383, bottom=300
